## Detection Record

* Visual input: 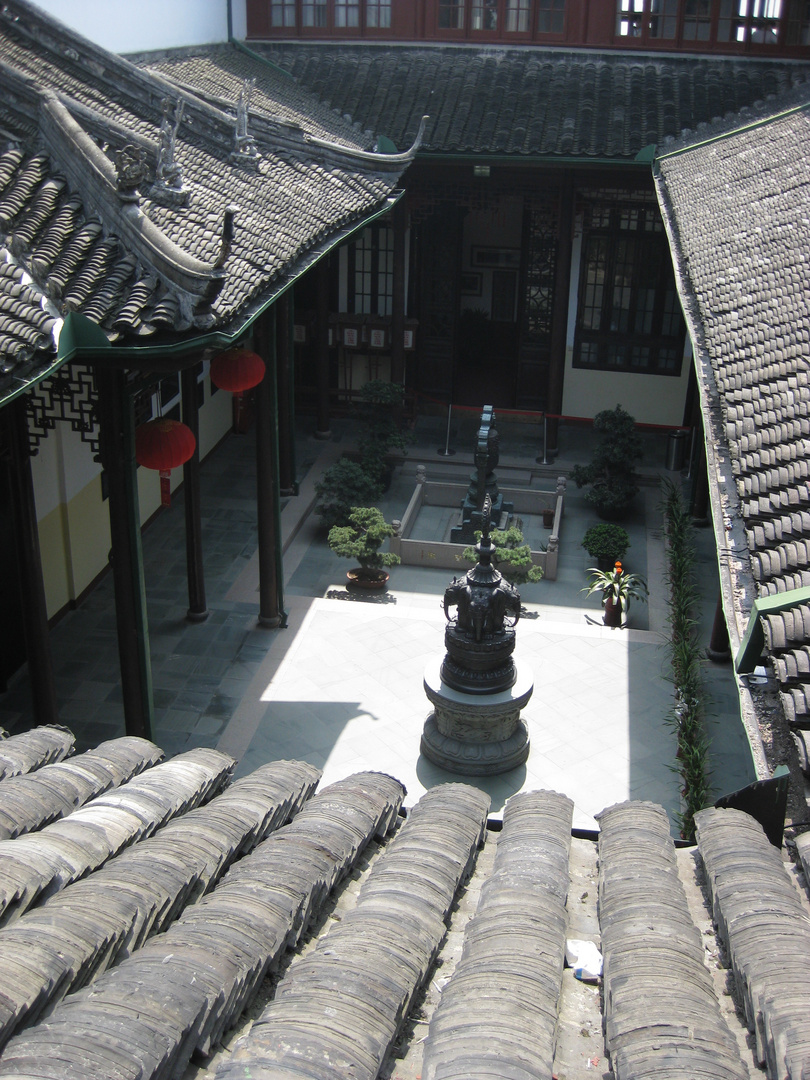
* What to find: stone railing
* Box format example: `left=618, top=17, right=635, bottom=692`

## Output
left=389, top=471, right=564, bottom=581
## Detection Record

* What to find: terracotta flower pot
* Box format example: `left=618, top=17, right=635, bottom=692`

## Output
left=604, top=596, right=622, bottom=627
left=347, top=568, right=389, bottom=591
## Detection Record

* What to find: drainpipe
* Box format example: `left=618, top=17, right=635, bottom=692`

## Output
left=227, top=0, right=233, bottom=42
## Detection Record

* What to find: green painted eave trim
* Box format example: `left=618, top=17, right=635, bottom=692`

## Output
left=735, top=585, right=810, bottom=673
left=415, top=151, right=645, bottom=167
left=58, top=310, right=111, bottom=358
left=635, top=143, right=657, bottom=163
left=655, top=100, right=810, bottom=165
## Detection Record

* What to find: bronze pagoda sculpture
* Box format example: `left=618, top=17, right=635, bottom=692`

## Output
left=421, top=495, right=533, bottom=775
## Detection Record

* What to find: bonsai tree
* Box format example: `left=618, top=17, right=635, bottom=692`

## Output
left=582, top=523, right=631, bottom=569
left=572, top=405, right=642, bottom=520
left=328, top=506, right=401, bottom=583
left=462, top=523, right=544, bottom=587
left=355, top=380, right=411, bottom=488
left=315, top=458, right=383, bottom=530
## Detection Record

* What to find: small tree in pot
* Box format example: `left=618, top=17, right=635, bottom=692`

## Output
left=582, top=523, right=631, bottom=571
left=572, top=405, right=642, bottom=520
left=328, top=506, right=401, bottom=587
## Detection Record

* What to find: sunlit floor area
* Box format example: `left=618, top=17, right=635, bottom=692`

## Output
left=0, top=412, right=754, bottom=833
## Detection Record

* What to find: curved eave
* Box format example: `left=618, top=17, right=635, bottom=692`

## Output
left=33, top=191, right=403, bottom=374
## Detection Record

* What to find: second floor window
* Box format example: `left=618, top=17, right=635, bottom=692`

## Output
left=574, top=195, right=685, bottom=377
left=273, top=0, right=384, bottom=28
left=366, top=0, right=392, bottom=25
left=537, top=0, right=566, bottom=32
left=615, top=0, right=807, bottom=44
left=349, top=224, right=394, bottom=316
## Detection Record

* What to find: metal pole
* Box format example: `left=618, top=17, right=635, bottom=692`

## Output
left=438, top=402, right=455, bottom=456
left=537, top=415, right=549, bottom=465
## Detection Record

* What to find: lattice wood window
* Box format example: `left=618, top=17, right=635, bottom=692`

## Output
left=574, top=193, right=685, bottom=376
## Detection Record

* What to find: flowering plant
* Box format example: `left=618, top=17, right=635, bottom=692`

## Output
left=583, top=560, right=648, bottom=614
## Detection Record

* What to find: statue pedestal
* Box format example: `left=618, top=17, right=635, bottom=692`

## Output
left=421, top=657, right=533, bottom=776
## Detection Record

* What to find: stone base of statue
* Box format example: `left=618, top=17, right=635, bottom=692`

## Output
left=421, top=657, right=533, bottom=775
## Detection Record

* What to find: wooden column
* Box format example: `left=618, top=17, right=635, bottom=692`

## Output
left=276, top=291, right=297, bottom=495
left=96, top=366, right=154, bottom=739
left=254, top=309, right=286, bottom=628
left=181, top=365, right=208, bottom=622
left=546, top=174, right=575, bottom=454
left=707, top=593, right=731, bottom=663
left=390, top=198, right=407, bottom=385
left=7, top=397, right=58, bottom=726
left=315, top=259, right=332, bottom=439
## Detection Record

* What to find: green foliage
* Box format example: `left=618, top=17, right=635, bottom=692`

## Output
left=315, top=382, right=411, bottom=527
left=581, top=523, right=631, bottom=562
left=327, top=506, right=401, bottom=573
left=572, top=405, right=642, bottom=519
left=462, top=523, right=544, bottom=586
left=315, top=459, right=382, bottom=530
left=660, top=477, right=710, bottom=842
left=582, top=561, right=648, bottom=615
left=355, top=380, right=412, bottom=486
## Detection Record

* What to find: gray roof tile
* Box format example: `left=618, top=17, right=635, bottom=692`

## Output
left=253, top=42, right=810, bottom=159
left=657, top=105, right=810, bottom=743
left=0, top=1, right=408, bottom=395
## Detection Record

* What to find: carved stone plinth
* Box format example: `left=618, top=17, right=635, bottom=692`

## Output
left=421, top=658, right=533, bottom=775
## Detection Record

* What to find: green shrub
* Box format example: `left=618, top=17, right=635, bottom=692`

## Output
left=314, top=458, right=382, bottom=530
left=462, top=523, right=544, bottom=586
left=581, top=523, right=631, bottom=563
left=355, top=380, right=411, bottom=486
left=572, top=405, right=642, bottom=520
left=661, top=477, right=710, bottom=842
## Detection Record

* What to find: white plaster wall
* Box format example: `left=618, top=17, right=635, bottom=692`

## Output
left=30, top=423, right=101, bottom=518
left=29, top=0, right=247, bottom=52
left=560, top=212, right=691, bottom=427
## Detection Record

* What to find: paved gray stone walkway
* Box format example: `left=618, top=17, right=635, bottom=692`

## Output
left=0, top=411, right=756, bottom=832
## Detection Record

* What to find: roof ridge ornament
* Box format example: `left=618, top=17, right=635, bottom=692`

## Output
left=303, top=115, right=429, bottom=166
left=114, top=144, right=148, bottom=203
left=229, top=79, right=261, bottom=170
left=150, top=97, right=190, bottom=208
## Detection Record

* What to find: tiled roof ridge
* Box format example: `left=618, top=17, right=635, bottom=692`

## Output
left=37, top=92, right=227, bottom=317
left=251, top=38, right=810, bottom=67
left=2, top=1, right=291, bottom=169
left=152, top=67, right=410, bottom=170
left=657, top=79, right=810, bottom=156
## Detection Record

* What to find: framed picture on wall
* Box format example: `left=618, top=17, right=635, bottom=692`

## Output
left=460, top=272, right=482, bottom=295
left=471, top=247, right=520, bottom=269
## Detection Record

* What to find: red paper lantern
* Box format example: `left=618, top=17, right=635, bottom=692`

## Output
left=210, top=348, right=265, bottom=393
left=135, top=419, right=196, bottom=507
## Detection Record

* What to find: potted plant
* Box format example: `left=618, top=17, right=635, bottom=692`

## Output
left=462, top=523, right=544, bottom=586
left=572, top=405, right=643, bottom=520
left=582, top=560, right=648, bottom=627
left=328, top=506, right=401, bottom=589
left=582, top=523, right=631, bottom=571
